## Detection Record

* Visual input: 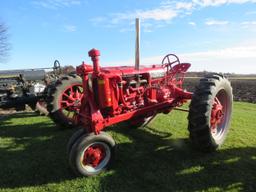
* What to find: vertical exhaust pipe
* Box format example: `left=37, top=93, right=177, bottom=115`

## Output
left=135, top=18, right=140, bottom=70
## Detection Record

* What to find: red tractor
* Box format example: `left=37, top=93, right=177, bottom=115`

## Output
left=66, top=48, right=233, bottom=176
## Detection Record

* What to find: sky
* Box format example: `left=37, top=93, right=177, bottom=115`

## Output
left=0, top=0, right=256, bottom=74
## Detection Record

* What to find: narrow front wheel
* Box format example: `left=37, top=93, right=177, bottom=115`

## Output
left=68, top=132, right=115, bottom=176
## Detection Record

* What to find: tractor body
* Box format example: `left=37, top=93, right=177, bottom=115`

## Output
left=68, top=48, right=232, bottom=177
left=76, top=49, right=192, bottom=134
left=66, top=19, right=232, bottom=177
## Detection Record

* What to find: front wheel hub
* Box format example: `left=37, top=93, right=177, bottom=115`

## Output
left=83, top=144, right=106, bottom=167
left=80, top=141, right=112, bottom=174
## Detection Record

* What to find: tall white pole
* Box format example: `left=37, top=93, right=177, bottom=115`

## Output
left=135, top=18, right=140, bottom=70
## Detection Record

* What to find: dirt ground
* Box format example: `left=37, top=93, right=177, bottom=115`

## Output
left=184, top=78, right=256, bottom=103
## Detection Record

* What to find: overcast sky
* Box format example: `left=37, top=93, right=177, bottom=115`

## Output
left=1, top=0, right=256, bottom=74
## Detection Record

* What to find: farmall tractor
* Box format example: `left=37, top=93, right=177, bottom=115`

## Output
left=62, top=19, right=233, bottom=176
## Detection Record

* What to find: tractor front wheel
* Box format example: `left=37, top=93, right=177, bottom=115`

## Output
left=68, top=132, right=115, bottom=176
left=67, top=128, right=87, bottom=154
left=188, top=73, right=233, bottom=152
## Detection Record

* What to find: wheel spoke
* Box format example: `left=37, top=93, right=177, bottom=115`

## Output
left=78, top=92, right=83, bottom=99
left=64, top=92, right=76, bottom=101
left=167, top=56, right=171, bottom=64
left=75, top=89, right=80, bottom=99
left=71, top=86, right=76, bottom=95
left=62, top=93, right=70, bottom=98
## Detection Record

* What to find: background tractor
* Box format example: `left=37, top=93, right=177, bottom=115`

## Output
left=0, top=60, right=63, bottom=115
left=0, top=59, right=84, bottom=126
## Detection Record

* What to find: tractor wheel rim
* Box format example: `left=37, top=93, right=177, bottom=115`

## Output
left=59, top=84, right=83, bottom=121
left=210, top=89, right=230, bottom=141
left=80, top=142, right=111, bottom=173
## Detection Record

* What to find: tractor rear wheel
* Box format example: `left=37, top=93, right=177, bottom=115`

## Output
left=188, top=73, right=233, bottom=152
left=47, top=74, right=83, bottom=128
left=68, top=132, right=115, bottom=176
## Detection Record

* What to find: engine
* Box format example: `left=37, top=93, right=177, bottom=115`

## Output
left=90, top=66, right=171, bottom=117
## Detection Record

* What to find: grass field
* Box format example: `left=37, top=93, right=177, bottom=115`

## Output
left=0, top=102, right=256, bottom=192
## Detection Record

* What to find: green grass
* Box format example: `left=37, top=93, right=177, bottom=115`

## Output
left=0, top=102, right=255, bottom=192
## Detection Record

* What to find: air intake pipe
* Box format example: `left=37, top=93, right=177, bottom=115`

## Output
left=135, top=18, right=140, bottom=70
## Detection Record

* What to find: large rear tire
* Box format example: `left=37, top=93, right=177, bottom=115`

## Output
left=188, top=73, right=233, bottom=152
left=47, top=74, right=83, bottom=128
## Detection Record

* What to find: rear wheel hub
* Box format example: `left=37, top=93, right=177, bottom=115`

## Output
left=211, top=97, right=224, bottom=134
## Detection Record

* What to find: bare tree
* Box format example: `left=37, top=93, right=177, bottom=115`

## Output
left=0, top=21, right=10, bottom=63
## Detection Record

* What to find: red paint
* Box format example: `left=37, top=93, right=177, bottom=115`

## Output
left=76, top=49, right=193, bottom=134
left=210, top=97, right=224, bottom=133
left=89, top=49, right=101, bottom=74
left=82, top=144, right=106, bottom=167
left=59, top=84, right=83, bottom=120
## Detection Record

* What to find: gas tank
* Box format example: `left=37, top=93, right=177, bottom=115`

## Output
left=101, top=64, right=166, bottom=78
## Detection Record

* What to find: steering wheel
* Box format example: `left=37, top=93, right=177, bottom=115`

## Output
left=53, top=60, right=61, bottom=74
left=161, top=54, right=180, bottom=70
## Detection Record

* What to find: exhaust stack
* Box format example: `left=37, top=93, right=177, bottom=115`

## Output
left=135, top=18, right=140, bottom=70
